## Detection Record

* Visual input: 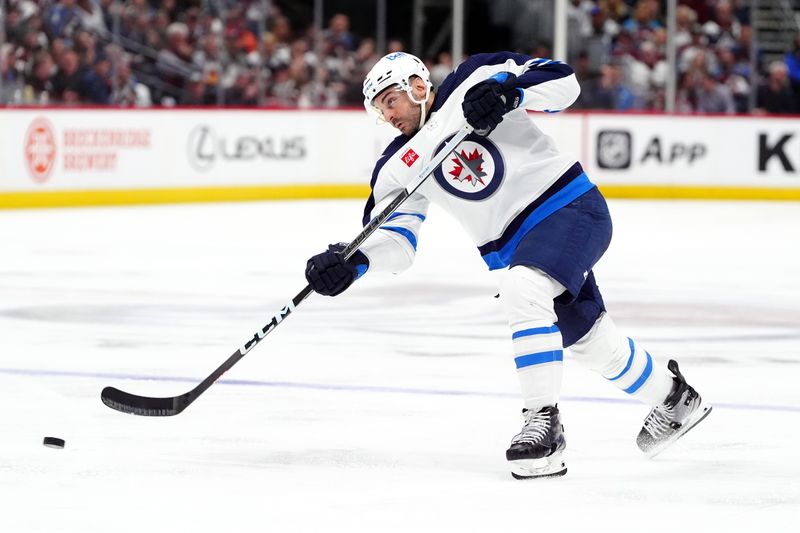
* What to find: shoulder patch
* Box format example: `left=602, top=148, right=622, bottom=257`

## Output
left=401, top=148, right=419, bottom=167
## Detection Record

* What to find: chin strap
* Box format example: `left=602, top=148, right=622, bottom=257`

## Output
left=409, top=84, right=431, bottom=130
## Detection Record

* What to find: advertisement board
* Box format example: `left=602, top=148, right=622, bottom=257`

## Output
left=1, top=108, right=799, bottom=207
left=583, top=113, right=800, bottom=187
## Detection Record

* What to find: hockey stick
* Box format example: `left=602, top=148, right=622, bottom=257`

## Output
left=101, top=123, right=475, bottom=416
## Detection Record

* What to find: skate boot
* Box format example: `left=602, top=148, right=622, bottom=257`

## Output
left=506, top=405, right=567, bottom=479
left=637, top=359, right=712, bottom=458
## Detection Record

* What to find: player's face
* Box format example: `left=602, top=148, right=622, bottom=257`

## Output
left=374, top=87, right=422, bottom=136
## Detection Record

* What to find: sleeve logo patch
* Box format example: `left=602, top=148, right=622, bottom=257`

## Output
left=401, top=148, right=419, bottom=167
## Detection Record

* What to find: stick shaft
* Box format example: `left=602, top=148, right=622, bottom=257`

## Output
left=102, top=124, right=473, bottom=415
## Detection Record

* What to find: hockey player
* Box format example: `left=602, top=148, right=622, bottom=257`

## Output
left=304, top=52, right=711, bottom=479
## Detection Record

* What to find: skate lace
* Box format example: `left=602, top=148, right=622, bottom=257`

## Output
left=642, top=404, right=675, bottom=438
left=511, top=411, right=550, bottom=444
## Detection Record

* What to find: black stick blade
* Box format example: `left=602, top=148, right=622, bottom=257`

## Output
left=101, top=386, right=190, bottom=416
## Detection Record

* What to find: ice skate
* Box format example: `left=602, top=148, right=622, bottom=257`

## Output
left=637, top=360, right=712, bottom=458
left=506, top=405, right=567, bottom=479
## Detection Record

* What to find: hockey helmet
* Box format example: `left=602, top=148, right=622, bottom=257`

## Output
left=362, top=52, right=433, bottom=122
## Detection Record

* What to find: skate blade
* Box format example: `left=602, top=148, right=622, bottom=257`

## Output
left=509, top=453, right=567, bottom=480
left=645, top=402, right=713, bottom=459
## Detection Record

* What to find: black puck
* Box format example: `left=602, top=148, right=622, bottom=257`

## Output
left=43, top=436, right=65, bottom=449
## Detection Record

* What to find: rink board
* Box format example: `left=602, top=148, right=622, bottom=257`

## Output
left=1, top=108, right=799, bottom=207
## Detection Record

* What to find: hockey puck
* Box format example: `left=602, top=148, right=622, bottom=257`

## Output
left=42, top=437, right=65, bottom=449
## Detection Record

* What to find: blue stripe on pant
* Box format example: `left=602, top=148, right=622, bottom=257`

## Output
left=512, top=325, right=560, bottom=340
left=606, top=338, right=654, bottom=395
left=514, top=350, right=563, bottom=369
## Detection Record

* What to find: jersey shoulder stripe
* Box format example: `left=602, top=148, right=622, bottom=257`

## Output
left=432, top=52, right=534, bottom=113
left=431, top=52, right=573, bottom=112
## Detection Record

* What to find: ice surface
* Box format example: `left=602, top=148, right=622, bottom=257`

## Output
left=1, top=199, right=799, bottom=532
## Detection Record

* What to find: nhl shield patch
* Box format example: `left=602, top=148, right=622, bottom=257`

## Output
left=433, top=133, right=504, bottom=200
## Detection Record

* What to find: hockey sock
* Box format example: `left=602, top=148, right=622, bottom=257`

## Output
left=501, top=266, right=566, bottom=411
left=511, top=324, right=564, bottom=410
left=570, top=313, right=673, bottom=406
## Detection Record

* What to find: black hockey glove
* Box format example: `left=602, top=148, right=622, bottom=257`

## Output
left=305, top=243, right=369, bottom=297
left=462, top=72, right=522, bottom=135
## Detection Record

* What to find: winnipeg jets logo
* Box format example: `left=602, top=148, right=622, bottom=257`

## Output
left=433, top=133, right=504, bottom=201
left=450, top=148, right=487, bottom=186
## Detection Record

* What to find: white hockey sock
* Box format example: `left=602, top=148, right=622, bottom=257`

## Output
left=570, top=313, right=674, bottom=406
left=603, top=336, right=673, bottom=405
left=512, top=324, right=564, bottom=410
left=500, top=266, right=565, bottom=411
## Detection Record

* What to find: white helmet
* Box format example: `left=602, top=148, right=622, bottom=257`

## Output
left=362, top=52, right=433, bottom=129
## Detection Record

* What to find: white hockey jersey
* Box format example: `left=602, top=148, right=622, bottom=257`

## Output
left=359, top=53, right=596, bottom=274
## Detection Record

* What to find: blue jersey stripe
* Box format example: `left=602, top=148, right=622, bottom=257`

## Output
left=516, top=60, right=573, bottom=91
left=477, top=163, right=583, bottom=257
left=432, top=53, right=572, bottom=113
left=381, top=226, right=418, bottom=250
left=386, top=212, right=426, bottom=222
left=512, top=325, right=560, bottom=340
left=515, top=350, right=563, bottom=369
left=624, top=352, right=653, bottom=394
left=432, top=52, right=540, bottom=113
left=480, top=172, right=595, bottom=270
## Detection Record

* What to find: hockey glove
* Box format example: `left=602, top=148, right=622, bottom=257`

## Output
left=462, top=72, right=522, bottom=135
left=305, top=243, right=369, bottom=297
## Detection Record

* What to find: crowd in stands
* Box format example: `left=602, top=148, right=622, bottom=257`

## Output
left=567, top=0, right=797, bottom=114
left=1, top=0, right=798, bottom=114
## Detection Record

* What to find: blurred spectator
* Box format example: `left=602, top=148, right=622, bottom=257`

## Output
left=622, top=0, right=662, bottom=40
left=76, top=0, right=107, bottom=34
left=180, top=73, right=215, bottom=106
left=73, top=29, right=98, bottom=68
left=339, top=37, right=379, bottom=105
left=716, top=45, right=750, bottom=112
left=604, top=0, right=630, bottom=24
left=111, top=55, right=152, bottom=107
left=225, top=70, right=259, bottom=106
left=530, top=41, right=552, bottom=60
left=581, top=5, right=615, bottom=76
left=299, top=66, right=342, bottom=108
left=270, top=57, right=309, bottom=107
left=325, top=13, right=357, bottom=52
left=673, top=4, right=698, bottom=50
left=387, top=39, right=405, bottom=53
left=27, top=51, right=55, bottom=103
left=0, top=0, right=793, bottom=114
left=785, top=34, right=800, bottom=104
left=566, top=0, right=593, bottom=64
left=624, top=39, right=667, bottom=109
left=587, top=61, right=636, bottom=110
left=678, top=23, right=718, bottom=75
left=45, top=0, right=81, bottom=40
left=703, top=0, right=740, bottom=49
left=192, top=35, right=222, bottom=86
left=157, top=22, right=193, bottom=86
left=679, top=0, right=713, bottom=23
left=430, top=51, right=453, bottom=88
left=694, top=70, right=735, bottom=114
left=756, top=62, right=797, bottom=114
left=1, top=44, right=15, bottom=99
left=81, top=51, right=112, bottom=103
left=52, top=48, right=83, bottom=99
left=731, top=24, right=759, bottom=74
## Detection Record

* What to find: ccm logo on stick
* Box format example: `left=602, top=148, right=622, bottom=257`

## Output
left=401, top=148, right=419, bottom=166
